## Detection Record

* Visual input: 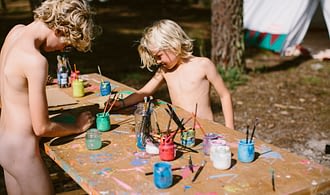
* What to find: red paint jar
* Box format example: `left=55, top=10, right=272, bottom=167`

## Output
left=159, top=136, right=175, bottom=161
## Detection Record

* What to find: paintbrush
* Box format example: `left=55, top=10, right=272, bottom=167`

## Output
left=170, top=118, right=184, bottom=141
left=271, top=168, right=275, bottom=191
left=249, top=118, right=259, bottom=143
left=193, top=103, right=198, bottom=131
left=97, top=65, right=104, bottom=83
left=192, top=160, right=206, bottom=182
left=190, top=113, right=206, bottom=136
left=188, top=155, right=194, bottom=173
left=103, top=95, right=112, bottom=114
left=145, top=166, right=185, bottom=176
left=246, top=125, right=249, bottom=144
left=106, top=93, right=119, bottom=114
left=166, top=104, right=185, bottom=130
left=165, top=108, right=173, bottom=136
left=173, top=141, right=198, bottom=153
left=152, top=111, right=161, bottom=134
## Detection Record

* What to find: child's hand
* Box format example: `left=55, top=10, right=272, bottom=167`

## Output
left=104, top=98, right=124, bottom=112
left=76, top=111, right=95, bottom=133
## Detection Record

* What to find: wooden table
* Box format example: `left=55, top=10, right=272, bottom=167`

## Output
left=44, top=73, right=330, bottom=194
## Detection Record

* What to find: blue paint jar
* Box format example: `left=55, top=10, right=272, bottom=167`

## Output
left=237, top=139, right=255, bottom=163
left=153, top=162, right=172, bottom=189
left=100, top=80, right=111, bottom=96
left=96, top=112, right=111, bottom=132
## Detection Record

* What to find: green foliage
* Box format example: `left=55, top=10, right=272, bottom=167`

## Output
left=217, top=66, right=248, bottom=90
left=302, top=76, right=322, bottom=86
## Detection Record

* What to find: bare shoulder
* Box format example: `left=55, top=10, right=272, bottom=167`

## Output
left=191, top=56, right=214, bottom=66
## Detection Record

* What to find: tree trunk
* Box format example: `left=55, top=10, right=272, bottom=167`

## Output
left=211, top=0, right=245, bottom=70
left=0, top=0, right=6, bottom=11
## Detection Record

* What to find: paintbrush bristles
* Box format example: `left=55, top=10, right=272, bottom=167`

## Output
left=97, top=65, right=104, bottom=83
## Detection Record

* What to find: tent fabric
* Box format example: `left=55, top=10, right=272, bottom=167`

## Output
left=244, top=0, right=330, bottom=55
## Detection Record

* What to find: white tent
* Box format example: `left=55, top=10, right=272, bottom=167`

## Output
left=244, top=0, right=330, bottom=57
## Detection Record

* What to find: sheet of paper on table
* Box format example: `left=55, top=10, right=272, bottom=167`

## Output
left=46, top=87, right=77, bottom=107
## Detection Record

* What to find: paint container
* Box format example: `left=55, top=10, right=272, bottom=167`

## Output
left=72, top=79, right=84, bottom=97
left=203, top=133, right=219, bottom=155
left=145, top=141, right=159, bottom=155
left=134, top=102, right=154, bottom=150
left=96, top=112, right=111, bottom=132
left=181, top=128, right=195, bottom=147
left=237, top=139, right=255, bottom=163
left=85, top=128, right=102, bottom=150
left=209, top=139, right=227, bottom=161
left=153, top=162, right=173, bottom=189
left=100, top=80, right=111, bottom=96
left=210, top=144, right=231, bottom=170
left=159, top=136, right=176, bottom=161
left=70, top=70, right=80, bottom=84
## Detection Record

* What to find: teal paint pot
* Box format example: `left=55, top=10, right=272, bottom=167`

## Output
left=96, top=112, right=111, bottom=132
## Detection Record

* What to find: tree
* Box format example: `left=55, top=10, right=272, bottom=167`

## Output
left=211, top=0, right=245, bottom=70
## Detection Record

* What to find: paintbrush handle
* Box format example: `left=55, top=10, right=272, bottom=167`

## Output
left=166, top=104, right=185, bottom=130
left=145, top=167, right=183, bottom=176
left=249, top=119, right=258, bottom=143
left=192, top=161, right=206, bottom=182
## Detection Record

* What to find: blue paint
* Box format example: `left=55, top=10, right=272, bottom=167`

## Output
left=136, top=133, right=145, bottom=150
left=131, top=158, right=148, bottom=166
left=100, top=80, right=111, bottom=96
left=261, top=151, right=283, bottom=160
left=89, top=153, right=112, bottom=163
left=237, top=139, right=255, bottom=163
left=184, top=185, right=192, bottom=191
left=153, top=162, right=173, bottom=189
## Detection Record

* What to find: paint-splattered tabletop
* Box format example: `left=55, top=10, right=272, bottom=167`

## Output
left=44, top=73, right=330, bottom=194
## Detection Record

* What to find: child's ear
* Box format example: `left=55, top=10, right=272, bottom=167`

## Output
left=54, top=28, right=64, bottom=37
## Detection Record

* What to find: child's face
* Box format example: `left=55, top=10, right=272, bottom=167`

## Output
left=151, top=48, right=179, bottom=70
left=43, top=29, right=69, bottom=52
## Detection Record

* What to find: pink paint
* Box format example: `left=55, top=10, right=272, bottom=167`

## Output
left=111, top=176, right=133, bottom=191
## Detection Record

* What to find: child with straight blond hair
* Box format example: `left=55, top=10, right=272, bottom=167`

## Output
left=0, top=0, right=99, bottom=194
left=111, top=19, right=234, bottom=129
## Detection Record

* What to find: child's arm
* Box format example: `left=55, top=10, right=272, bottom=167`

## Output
left=205, top=60, right=235, bottom=130
left=27, top=57, right=94, bottom=137
left=110, top=69, right=165, bottom=110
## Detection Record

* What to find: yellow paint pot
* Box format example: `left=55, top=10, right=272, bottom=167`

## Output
left=72, top=79, right=84, bottom=97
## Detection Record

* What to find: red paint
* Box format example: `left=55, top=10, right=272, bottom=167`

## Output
left=159, top=135, right=175, bottom=161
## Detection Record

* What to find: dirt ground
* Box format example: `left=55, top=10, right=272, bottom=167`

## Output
left=0, top=0, right=330, bottom=194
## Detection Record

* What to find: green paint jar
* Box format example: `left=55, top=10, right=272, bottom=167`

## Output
left=96, top=112, right=111, bottom=132
left=85, top=128, right=102, bottom=150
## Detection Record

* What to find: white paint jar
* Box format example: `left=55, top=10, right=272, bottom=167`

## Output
left=210, top=144, right=231, bottom=170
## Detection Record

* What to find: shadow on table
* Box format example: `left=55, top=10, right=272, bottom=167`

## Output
left=41, top=104, right=101, bottom=146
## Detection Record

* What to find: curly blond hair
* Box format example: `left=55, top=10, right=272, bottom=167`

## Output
left=33, top=0, right=99, bottom=52
left=138, top=19, right=193, bottom=70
